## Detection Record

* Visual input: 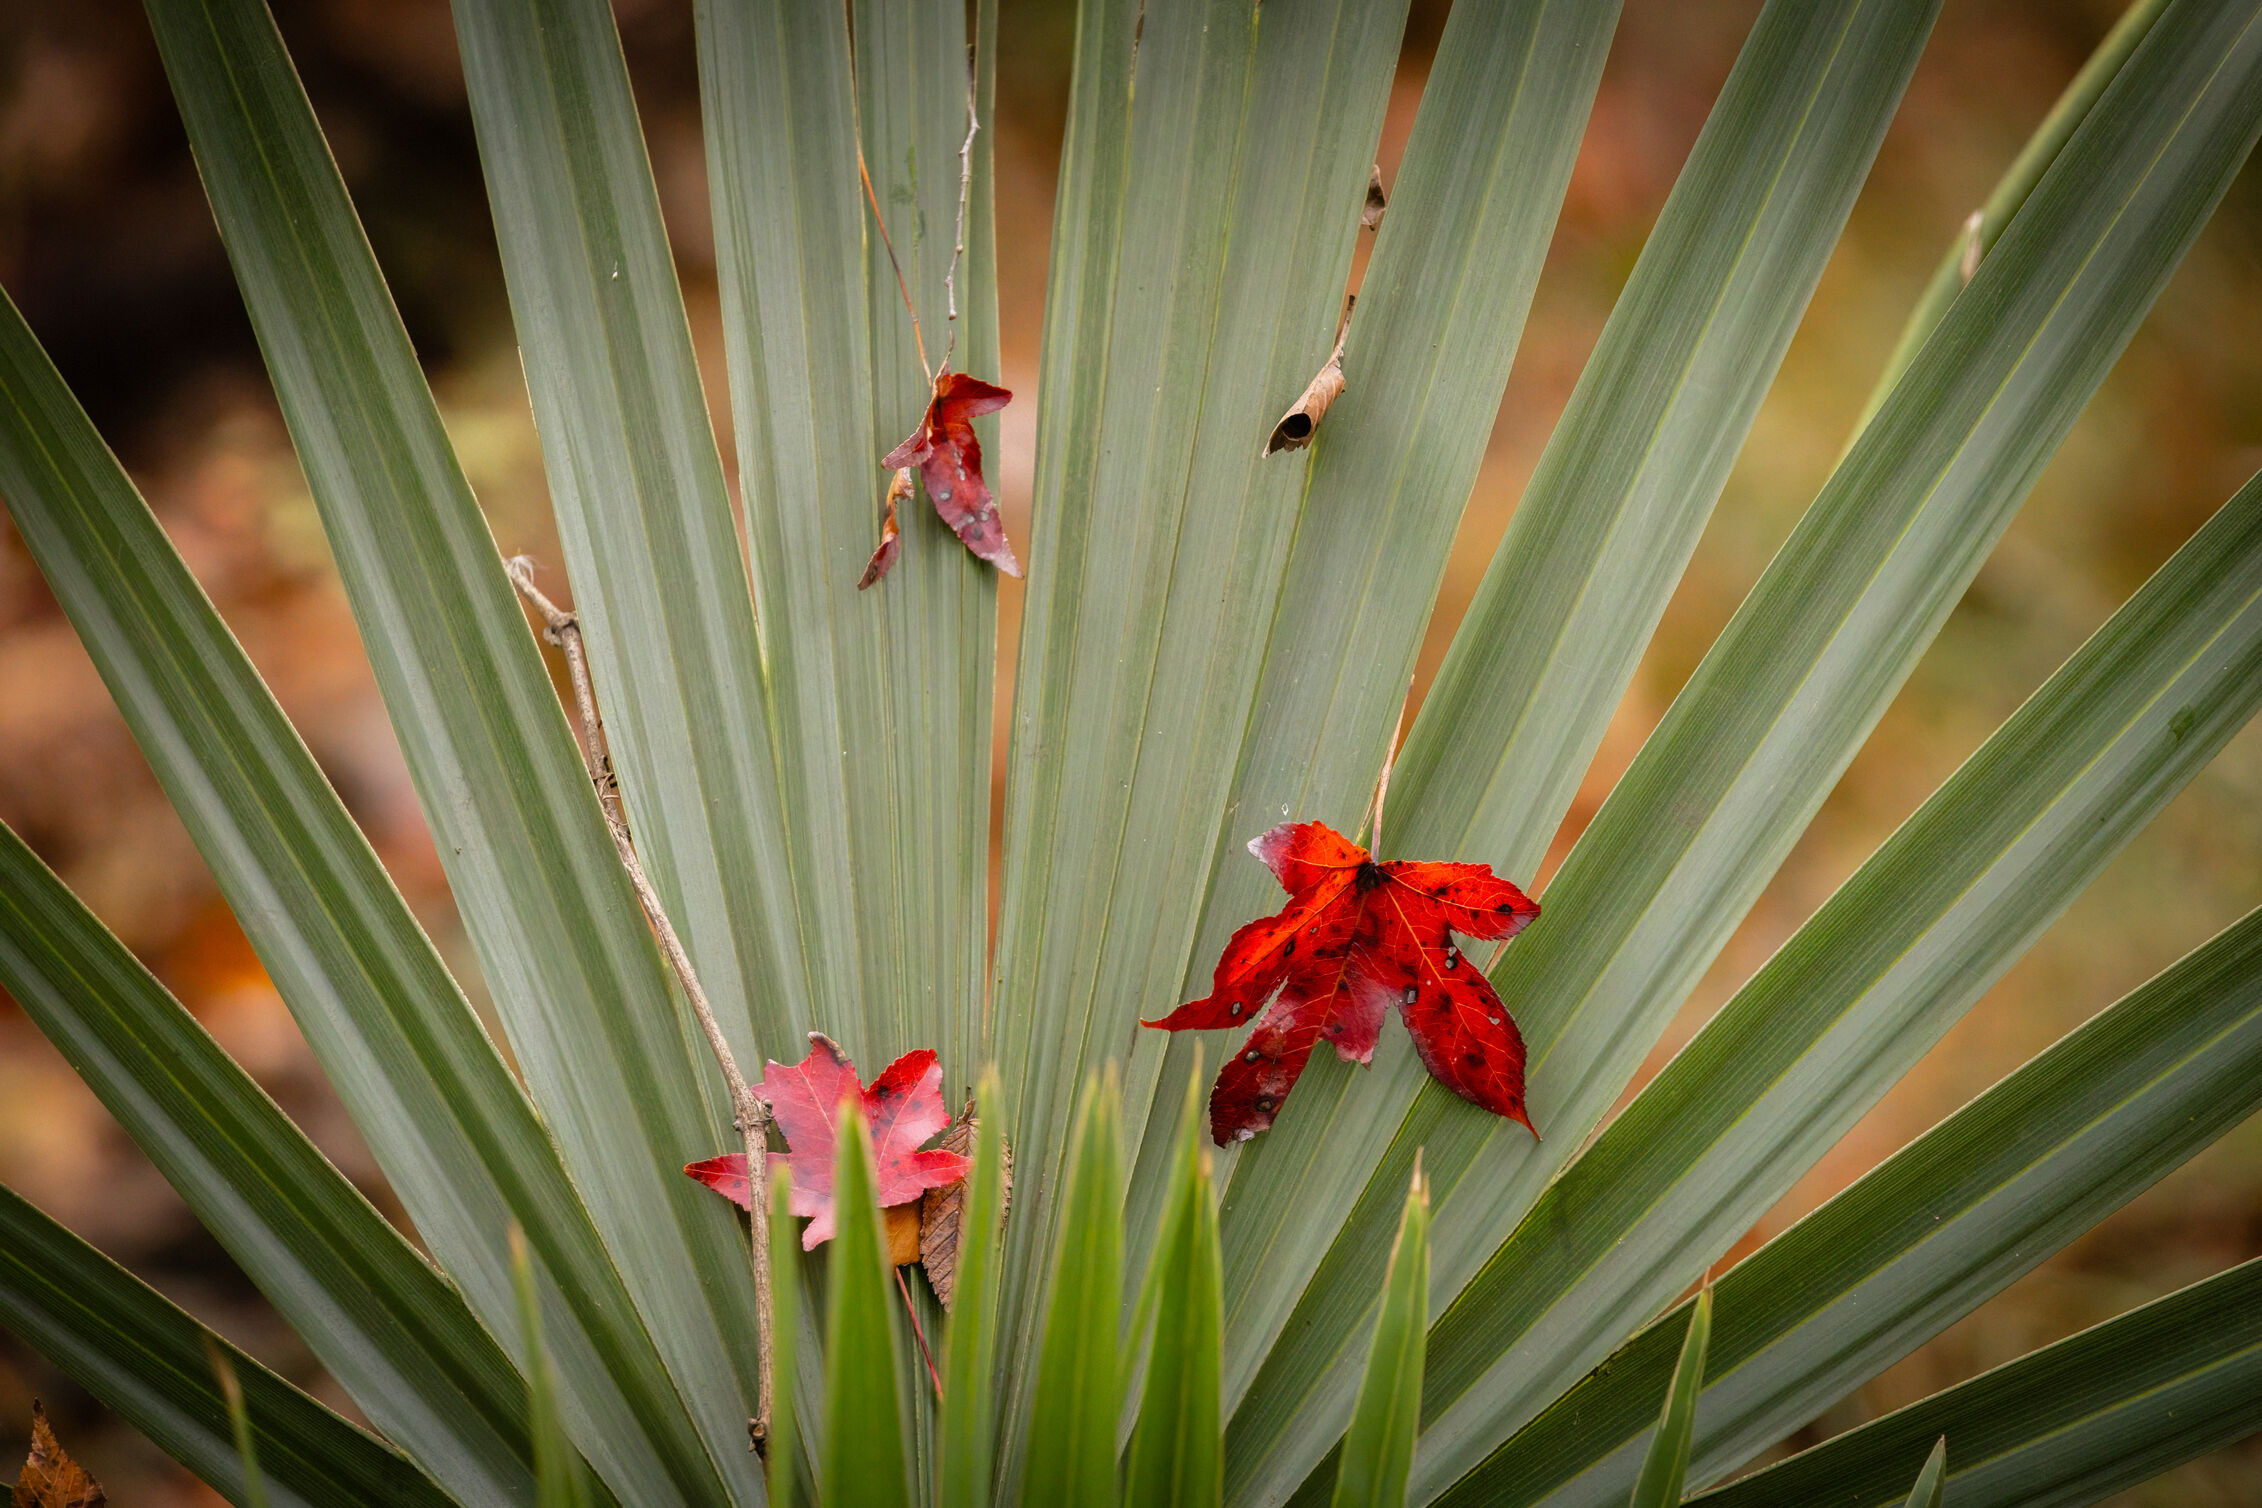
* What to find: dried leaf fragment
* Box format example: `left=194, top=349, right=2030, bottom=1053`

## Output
left=1266, top=297, right=1353, bottom=456
left=1361, top=164, right=1387, bottom=229
left=859, top=467, right=913, bottom=589
left=917, top=1103, right=1012, bottom=1309
left=14, top=1403, right=104, bottom=1508
left=881, top=371, right=1021, bottom=578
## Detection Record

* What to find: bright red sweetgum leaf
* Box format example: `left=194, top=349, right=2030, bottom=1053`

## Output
left=880, top=371, right=1020, bottom=578
left=683, top=1033, right=970, bottom=1250
left=1143, top=820, right=1540, bottom=1146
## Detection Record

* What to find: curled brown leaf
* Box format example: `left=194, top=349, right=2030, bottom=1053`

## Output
left=14, top=1403, right=104, bottom=1508
left=1362, top=164, right=1387, bottom=230
left=1266, top=296, right=1354, bottom=456
left=858, top=467, right=913, bottom=590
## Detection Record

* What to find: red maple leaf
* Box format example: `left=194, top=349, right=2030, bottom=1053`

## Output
left=877, top=371, right=1021, bottom=579
left=1143, top=821, right=1541, bottom=1146
left=683, top=1033, right=970, bottom=1249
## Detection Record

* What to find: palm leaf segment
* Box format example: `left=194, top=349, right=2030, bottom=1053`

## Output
left=0, top=0, right=2258, bottom=1504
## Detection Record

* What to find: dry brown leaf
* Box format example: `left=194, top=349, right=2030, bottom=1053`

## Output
left=1266, top=296, right=1354, bottom=456
left=858, top=467, right=914, bottom=590
left=14, top=1403, right=104, bottom=1508
left=1361, top=164, right=1387, bottom=230
left=918, top=1102, right=1011, bottom=1309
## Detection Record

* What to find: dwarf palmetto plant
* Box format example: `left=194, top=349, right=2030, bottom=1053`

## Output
left=4, top=0, right=2262, bottom=1502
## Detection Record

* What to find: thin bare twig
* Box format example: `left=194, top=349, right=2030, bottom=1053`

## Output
left=940, top=68, right=979, bottom=373
left=505, top=556, right=778, bottom=1459
left=1957, top=207, right=1986, bottom=285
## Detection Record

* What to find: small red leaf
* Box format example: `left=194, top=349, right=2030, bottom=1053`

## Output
left=683, top=1033, right=971, bottom=1250
left=881, top=371, right=1020, bottom=578
left=1144, top=820, right=1540, bottom=1146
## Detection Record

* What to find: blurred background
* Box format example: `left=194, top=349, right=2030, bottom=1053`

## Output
left=2, top=0, right=2259, bottom=1500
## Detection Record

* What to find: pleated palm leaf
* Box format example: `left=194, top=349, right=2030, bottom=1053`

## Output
left=3, top=0, right=2261, bottom=1505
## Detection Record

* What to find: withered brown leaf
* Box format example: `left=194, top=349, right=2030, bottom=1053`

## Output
left=1266, top=296, right=1354, bottom=456
left=917, top=1102, right=1011, bottom=1309
left=1362, top=164, right=1387, bottom=230
left=858, top=467, right=914, bottom=590
left=14, top=1403, right=104, bottom=1508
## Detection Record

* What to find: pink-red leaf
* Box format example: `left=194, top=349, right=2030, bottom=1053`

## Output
left=1144, top=820, right=1540, bottom=1145
left=681, top=1033, right=970, bottom=1250
left=881, top=371, right=1020, bottom=577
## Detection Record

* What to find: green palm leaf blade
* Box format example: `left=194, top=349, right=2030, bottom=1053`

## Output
left=1137, top=0, right=1619, bottom=1385
left=447, top=0, right=810, bottom=1081
left=991, top=0, right=1406, bottom=1438
left=939, top=1074, right=1009, bottom=1508
left=1692, top=1255, right=2262, bottom=1507
left=144, top=0, right=768, bottom=1492
left=208, top=1346, right=272, bottom=1508
left=1224, top=0, right=1944, bottom=1481
left=0, top=820, right=541, bottom=1503
left=1445, top=901, right=2262, bottom=1507
left=1629, top=1288, right=1713, bottom=1508
left=768, top=1169, right=804, bottom=1508
left=1902, top=1439, right=1947, bottom=1508
left=848, top=0, right=1002, bottom=1074
left=821, top=1111, right=913, bottom=1508
left=1126, top=1063, right=1224, bottom=1508
left=1849, top=0, right=2171, bottom=441
left=0, top=260, right=705, bottom=1499
left=688, top=0, right=866, bottom=1054
left=1020, top=1074, right=1126, bottom=1506
left=1276, top=7, right=2262, bottom=1499
left=1414, top=460, right=2262, bottom=1491
left=1330, top=1161, right=1431, bottom=1508
left=0, top=1182, right=450, bottom=1508
left=515, top=1230, right=599, bottom=1508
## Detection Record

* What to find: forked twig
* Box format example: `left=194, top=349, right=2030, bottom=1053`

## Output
left=504, top=556, right=778, bottom=1458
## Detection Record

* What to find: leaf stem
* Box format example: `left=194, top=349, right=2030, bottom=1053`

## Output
left=895, top=1265, right=946, bottom=1402
left=858, top=145, right=930, bottom=384
left=504, top=556, right=778, bottom=1458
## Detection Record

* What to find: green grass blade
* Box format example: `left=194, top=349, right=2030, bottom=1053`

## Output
left=447, top=0, right=809, bottom=1087
left=1224, top=0, right=1943, bottom=1482
left=514, top=1229, right=597, bottom=1508
left=1445, top=902, right=2262, bottom=1507
left=1848, top=0, right=2172, bottom=439
left=145, top=0, right=767, bottom=1493
left=1417, top=464, right=2262, bottom=1490
left=992, top=0, right=1406, bottom=1442
left=1902, top=1439, right=1947, bottom=1508
left=207, top=1342, right=271, bottom=1508
left=768, top=1169, right=803, bottom=1508
left=939, top=1075, right=1008, bottom=1508
left=1020, top=1074, right=1126, bottom=1507
left=0, top=1183, right=449, bottom=1508
left=0, top=821, right=538, bottom=1504
left=1693, top=1257, right=2262, bottom=1508
left=1125, top=1068, right=1223, bottom=1508
left=1330, top=1164, right=1431, bottom=1508
left=1150, top=0, right=1618, bottom=1401
left=1628, top=1289, right=1711, bottom=1508
left=1275, top=8, right=2262, bottom=1499
left=821, top=1112, right=912, bottom=1508
left=0, top=269, right=702, bottom=1500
